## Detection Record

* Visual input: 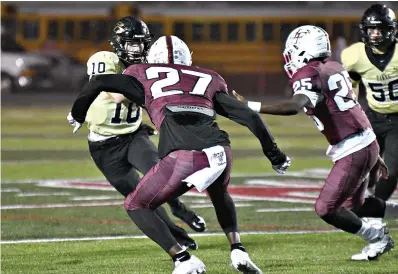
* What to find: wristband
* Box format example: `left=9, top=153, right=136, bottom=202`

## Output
left=247, top=101, right=261, bottom=113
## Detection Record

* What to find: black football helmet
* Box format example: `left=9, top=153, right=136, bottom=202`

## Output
left=109, top=16, right=153, bottom=65
left=360, top=4, right=397, bottom=50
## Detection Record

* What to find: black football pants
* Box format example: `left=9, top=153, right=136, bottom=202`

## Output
left=366, top=108, right=398, bottom=200
left=88, top=126, right=188, bottom=236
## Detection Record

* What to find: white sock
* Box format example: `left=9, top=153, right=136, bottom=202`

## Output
left=384, top=201, right=398, bottom=219
left=356, top=220, right=384, bottom=243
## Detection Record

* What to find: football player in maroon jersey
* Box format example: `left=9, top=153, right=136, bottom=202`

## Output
left=233, top=25, right=397, bottom=261
left=71, top=35, right=291, bottom=273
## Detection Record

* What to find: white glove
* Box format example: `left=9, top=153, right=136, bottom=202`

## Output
left=67, top=112, right=82, bottom=134
left=272, top=156, right=291, bottom=175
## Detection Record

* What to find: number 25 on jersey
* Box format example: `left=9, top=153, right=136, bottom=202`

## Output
left=293, top=71, right=358, bottom=131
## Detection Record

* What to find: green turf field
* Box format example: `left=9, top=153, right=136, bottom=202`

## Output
left=2, top=106, right=398, bottom=274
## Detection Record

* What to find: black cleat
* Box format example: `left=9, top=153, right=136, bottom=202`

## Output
left=172, top=205, right=207, bottom=232
left=176, top=236, right=198, bottom=251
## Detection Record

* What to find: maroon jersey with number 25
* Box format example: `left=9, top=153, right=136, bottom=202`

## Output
left=291, top=59, right=372, bottom=144
left=290, top=59, right=375, bottom=161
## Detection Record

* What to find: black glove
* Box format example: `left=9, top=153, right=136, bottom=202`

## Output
left=141, top=123, right=157, bottom=136
left=263, top=145, right=287, bottom=166
left=264, top=146, right=291, bottom=175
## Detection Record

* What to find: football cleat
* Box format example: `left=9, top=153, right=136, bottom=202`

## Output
left=177, top=237, right=198, bottom=251
left=172, top=255, right=206, bottom=274
left=361, top=217, right=385, bottom=230
left=351, top=227, right=395, bottom=261
left=172, top=205, right=207, bottom=232
left=230, top=249, right=263, bottom=274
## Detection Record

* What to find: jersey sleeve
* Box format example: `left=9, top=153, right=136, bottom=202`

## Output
left=290, top=66, right=323, bottom=108
left=86, top=51, right=125, bottom=78
left=341, top=43, right=360, bottom=73
left=123, top=64, right=140, bottom=78
left=71, top=74, right=145, bottom=123
left=341, top=43, right=364, bottom=96
left=341, top=43, right=362, bottom=82
left=216, top=73, right=228, bottom=94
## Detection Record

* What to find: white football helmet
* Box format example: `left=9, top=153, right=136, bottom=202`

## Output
left=283, top=25, right=331, bottom=78
left=147, top=35, right=192, bottom=66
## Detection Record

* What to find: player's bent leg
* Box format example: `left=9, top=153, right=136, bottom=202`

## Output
left=155, top=206, right=198, bottom=251
left=91, top=140, right=196, bottom=251
left=351, top=196, right=396, bottom=261
left=207, top=147, right=262, bottom=274
left=375, top=129, right=398, bottom=200
left=128, top=129, right=207, bottom=233
left=315, top=147, right=374, bottom=234
left=89, top=139, right=138, bottom=196
left=169, top=198, right=207, bottom=233
left=348, top=176, right=385, bottom=230
left=207, top=181, right=262, bottom=274
left=315, top=142, right=395, bottom=260
left=125, top=150, right=210, bottom=271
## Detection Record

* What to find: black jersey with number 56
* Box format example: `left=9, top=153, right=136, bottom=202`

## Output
left=72, top=63, right=280, bottom=160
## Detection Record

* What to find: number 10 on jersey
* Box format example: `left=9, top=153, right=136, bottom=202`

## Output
left=111, top=103, right=140, bottom=124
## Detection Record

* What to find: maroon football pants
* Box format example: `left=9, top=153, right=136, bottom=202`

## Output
left=315, top=141, right=379, bottom=217
left=124, top=146, right=233, bottom=211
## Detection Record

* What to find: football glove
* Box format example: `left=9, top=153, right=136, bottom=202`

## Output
left=67, top=112, right=82, bottom=134
left=141, top=123, right=158, bottom=136
left=272, top=156, right=291, bottom=175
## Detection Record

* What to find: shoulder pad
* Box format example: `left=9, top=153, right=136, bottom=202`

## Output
left=292, top=65, right=318, bottom=81
left=341, top=42, right=364, bottom=72
left=86, top=51, right=125, bottom=76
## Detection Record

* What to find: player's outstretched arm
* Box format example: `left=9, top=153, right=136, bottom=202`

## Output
left=71, top=74, right=145, bottom=124
left=214, top=92, right=290, bottom=174
left=232, top=90, right=311, bottom=116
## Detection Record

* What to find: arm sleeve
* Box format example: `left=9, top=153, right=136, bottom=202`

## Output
left=71, top=74, right=145, bottom=123
left=214, top=92, right=286, bottom=164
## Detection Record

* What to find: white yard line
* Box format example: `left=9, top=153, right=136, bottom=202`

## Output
left=190, top=203, right=254, bottom=209
left=1, top=201, right=123, bottom=210
left=0, top=230, right=343, bottom=245
left=71, top=195, right=122, bottom=201
left=245, top=180, right=324, bottom=187
left=16, top=192, right=72, bottom=197
left=256, top=207, right=314, bottom=213
left=0, top=169, right=331, bottom=185
left=1, top=188, right=21, bottom=192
